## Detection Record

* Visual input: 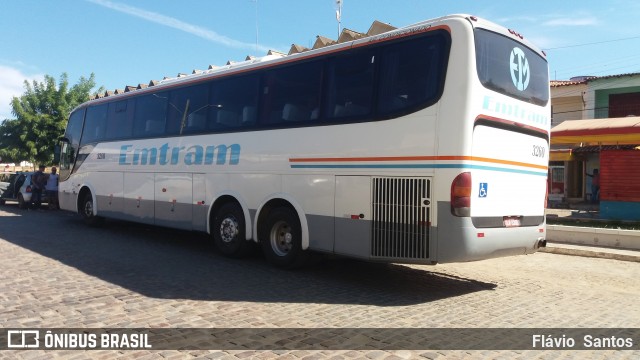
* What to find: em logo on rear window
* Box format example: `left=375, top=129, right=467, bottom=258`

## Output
left=510, top=47, right=530, bottom=91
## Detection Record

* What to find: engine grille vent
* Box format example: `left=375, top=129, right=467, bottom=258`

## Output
left=372, top=177, right=431, bottom=260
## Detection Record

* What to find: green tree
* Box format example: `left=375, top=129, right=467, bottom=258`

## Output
left=0, top=73, right=101, bottom=165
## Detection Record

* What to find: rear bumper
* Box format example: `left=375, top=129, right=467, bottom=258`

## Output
left=22, top=192, right=50, bottom=203
left=435, top=204, right=546, bottom=263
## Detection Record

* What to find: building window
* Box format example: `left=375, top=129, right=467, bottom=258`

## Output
left=609, top=92, right=640, bottom=118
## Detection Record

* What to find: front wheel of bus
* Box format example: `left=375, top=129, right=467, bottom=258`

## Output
left=81, top=192, right=104, bottom=227
left=212, top=202, right=250, bottom=258
left=260, top=207, right=308, bottom=269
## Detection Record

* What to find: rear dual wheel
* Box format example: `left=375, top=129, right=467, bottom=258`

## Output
left=260, top=207, right=308, bottom=269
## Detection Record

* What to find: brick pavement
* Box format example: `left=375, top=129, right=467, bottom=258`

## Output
left=0, top=206, right=638, bottom=359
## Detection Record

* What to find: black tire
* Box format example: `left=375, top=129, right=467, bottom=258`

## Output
left=80, top=192, right=104, bottom=227
left=17, top=194, right=27, bottom=209
left=260, top=206, right=308, bottom=269
left=212, top=202, right=250, bottom=258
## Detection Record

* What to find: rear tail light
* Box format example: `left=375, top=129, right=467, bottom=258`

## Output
left=26, top=185, right=32, bottom=193
left=451, top=172, right=472, bottom=217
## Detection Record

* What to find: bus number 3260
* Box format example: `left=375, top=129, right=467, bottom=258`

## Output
left=532, top=145, right=545, bottom=158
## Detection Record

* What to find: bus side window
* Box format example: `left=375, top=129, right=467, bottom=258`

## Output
left=378, top=33, right=448, bottom=115
left=82, top=104, right=108, bottom=145
left=325, top=49, right=375, bottom=121
left=105, top=99, right=135, bottom=140
left=262, top=61, right=322, bottom=125
left=209, top=74, right=259, bottom=131
left=166, top=84, right=209, bottom=135
left=133, top=92, right=168, bottom=137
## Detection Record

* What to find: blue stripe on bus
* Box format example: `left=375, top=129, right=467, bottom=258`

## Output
left=290, top=163, right=548, bottom=176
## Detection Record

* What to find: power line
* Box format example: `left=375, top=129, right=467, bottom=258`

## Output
left=544, top=35, right=640, bottom=51
left=552, top=73, right=640, bottom=99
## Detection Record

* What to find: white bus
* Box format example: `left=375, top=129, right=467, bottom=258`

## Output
left=58, top=14, right=550, bottom=268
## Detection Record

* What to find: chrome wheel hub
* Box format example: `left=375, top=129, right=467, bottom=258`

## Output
left=220, top=217, right=239, bottom=243
left=270, top=221, right=293, bottom=257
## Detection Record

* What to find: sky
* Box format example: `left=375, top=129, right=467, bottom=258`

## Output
left=1, top=0, right=640, bottom=121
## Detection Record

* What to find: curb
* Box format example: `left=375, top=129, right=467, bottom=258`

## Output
left=546, top=224, right=640, bottom=250
left=539, top=243, right=640, bottom=263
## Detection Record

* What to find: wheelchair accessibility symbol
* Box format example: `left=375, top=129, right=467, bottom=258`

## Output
left=479, top=183, right=488, bottom=198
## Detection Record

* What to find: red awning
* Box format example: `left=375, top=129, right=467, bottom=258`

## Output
left=551, top=117, right=640, bottom=145
left=571, top=144, right=640, bottom=153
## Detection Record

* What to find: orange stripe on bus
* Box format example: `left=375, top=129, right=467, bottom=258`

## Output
left=289, top=155, right=548, bottom=170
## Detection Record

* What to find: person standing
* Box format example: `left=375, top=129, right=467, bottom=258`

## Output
left=45, top=166, right=59, bottom=210
left=585, top=168, right=600, bottom=203
left=30, top=165, right=46, bottom=209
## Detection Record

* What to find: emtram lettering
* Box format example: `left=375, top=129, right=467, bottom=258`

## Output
left=119, top=143, right=241, bottom=166
left=482, top=95, right=549, bottom=126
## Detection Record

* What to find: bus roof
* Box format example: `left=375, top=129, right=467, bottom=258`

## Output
left=78, top=14, right=543, bottom=110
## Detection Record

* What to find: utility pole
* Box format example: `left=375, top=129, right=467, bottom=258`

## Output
left=336, top=0, right=343, bottom=37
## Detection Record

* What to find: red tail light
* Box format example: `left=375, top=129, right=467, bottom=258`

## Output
left=26, top=185, right=32, bottom=193
left=451, top=172, right=472, bottom=217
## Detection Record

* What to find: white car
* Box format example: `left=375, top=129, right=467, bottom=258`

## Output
left=0, top=172, right=11, bottom=194
left=0, top=172, right=49, bottom=208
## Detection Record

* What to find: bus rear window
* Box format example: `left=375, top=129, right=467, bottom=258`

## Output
left=475, top=29, right=549, bottom=106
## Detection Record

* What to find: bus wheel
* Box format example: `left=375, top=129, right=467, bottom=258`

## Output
left=212, top=202, right=249, bottom=258
left=81, top=192, right=104, bottom=227
left=260, top=207, right=308, bottom=269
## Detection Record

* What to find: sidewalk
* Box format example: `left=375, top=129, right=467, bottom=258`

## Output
left=545, top=201, right=602, bottom=221
left=544, top=202, right=640, bottom=262
left=539, top=242, right=640, bottom=262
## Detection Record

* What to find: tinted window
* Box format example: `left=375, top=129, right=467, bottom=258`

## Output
left=65, top=109, right=85, bottom=147
left=71, top=29, right=453, bottom=142
left=61, top=109, right=85, bottom=180
left=209, top=75, right=259, bottom=130
left=475, top=29, right=549, bottom=106
left=378, top=31, right=449, bottom=116
left=262, top=61, right=322, bottom=124
left=133, top=92, right=168, bottom=137
left=325, top=50, right=375, bottom=120
left=166, top=84, right=210, bottom=135
left=105, top=99, right=135, bottom=140
left=82, top=104, right=107, bottom=145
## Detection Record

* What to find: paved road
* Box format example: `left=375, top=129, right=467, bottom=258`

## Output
left=0, top=204, right=638, bottom=359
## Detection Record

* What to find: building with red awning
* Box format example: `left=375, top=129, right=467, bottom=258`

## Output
left=550, top=73, right=640, bottom=220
